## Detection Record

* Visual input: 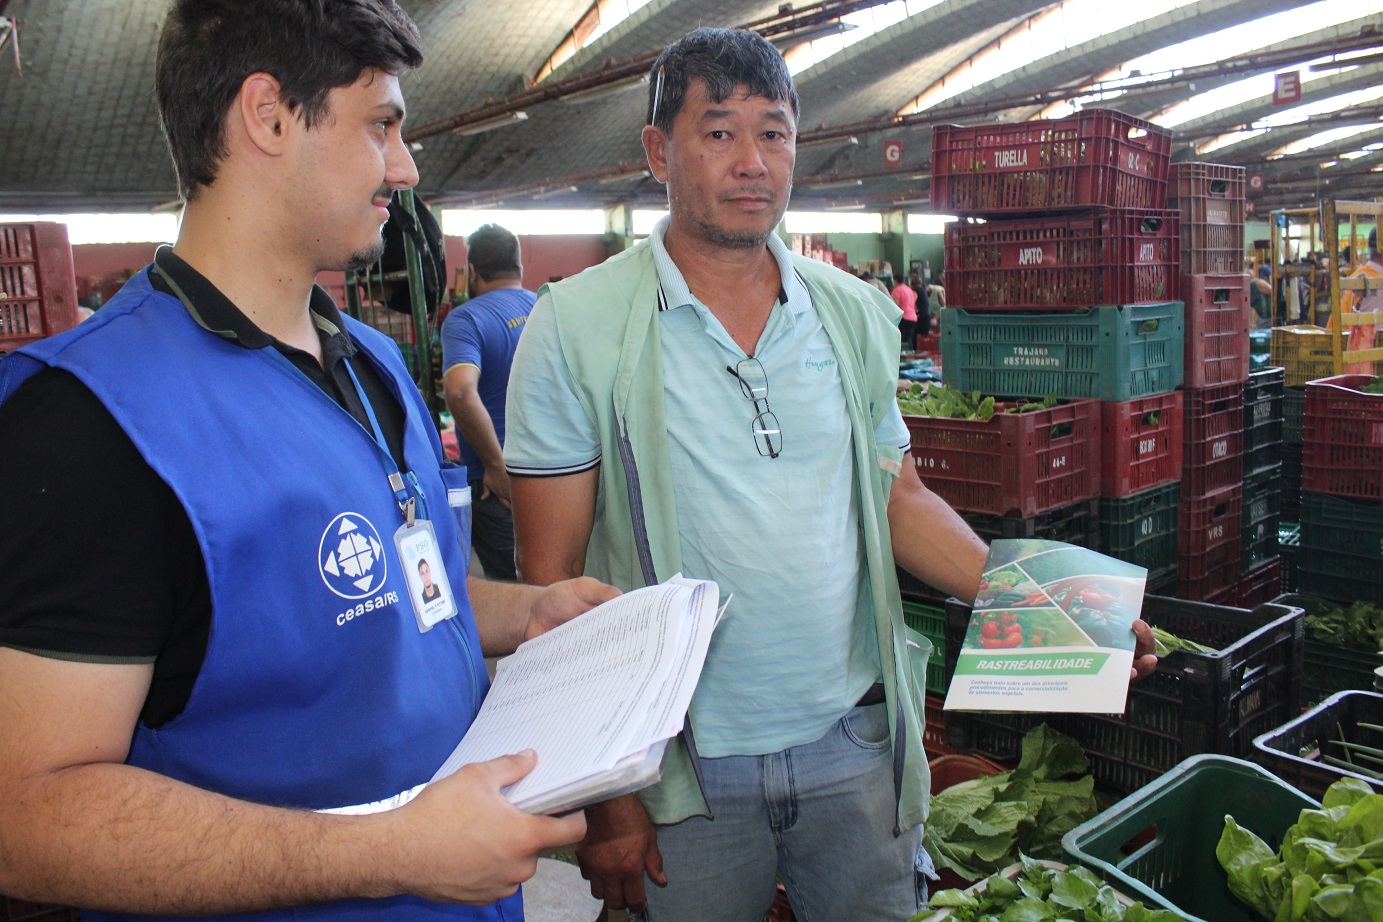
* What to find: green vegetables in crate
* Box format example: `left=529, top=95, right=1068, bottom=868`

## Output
left=1217, top=777, right=1383, bottom=921
left=1150, top=625, right=1218, bottom=656
left=911, top=855, right=1183, bottom=922
left=1306, top=601, right=1383, bottom=652
left=898, top=383, right=996, bottom=420
left=1005, top=394, right=1060, bottom=415
left=1358, top=376, right=1383, bottom=394
left=922, top=725, right=1100, bottom=883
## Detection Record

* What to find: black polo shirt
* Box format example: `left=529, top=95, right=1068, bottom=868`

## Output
left=0, top=248, right=409, bottom=727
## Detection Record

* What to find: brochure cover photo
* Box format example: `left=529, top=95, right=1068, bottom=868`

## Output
left=943, top=539, right=1146, bottom=714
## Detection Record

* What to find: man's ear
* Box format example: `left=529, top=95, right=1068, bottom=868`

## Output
left=642, top=124, right=669, bottom=184
left=237, top=72, right=290, bottom=156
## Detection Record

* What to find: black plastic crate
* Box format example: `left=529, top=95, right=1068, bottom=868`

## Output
left=1253, top=690, right=1383, bottom=799
left=1282, top=385, right=1305, bottom=446
left=943, top=595, right=1305, bottom=796
left=960, top=498, right=1101, bottom=549
left=1243, top=367, right=1284, bottom=476
left=1099, top=483, right=1178, bottom=584
left=1241, top=466, right=1282, bottom=569
left=1281, top=443, right=1302, bottom=522
left=1278, top=523, right=1300, bottom=593
left=1146, top=569, right=1178, bottom=597
left=1274, top=592, right=1383, bottom=706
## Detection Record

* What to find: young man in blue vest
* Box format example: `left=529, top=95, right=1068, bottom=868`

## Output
left=0, top=2, right=618, bottom=919
left=504, top=27, right=1158, bottom=922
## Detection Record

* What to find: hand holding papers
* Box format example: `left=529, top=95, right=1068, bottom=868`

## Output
left=943, top=540, right=1146, bottom=715
left=431, top=574, right=724, bottom=815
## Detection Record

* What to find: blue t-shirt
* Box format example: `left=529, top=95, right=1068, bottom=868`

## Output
left=439, top=287, right=536, bottom=480
left=506, top=220, right=910, bottom=757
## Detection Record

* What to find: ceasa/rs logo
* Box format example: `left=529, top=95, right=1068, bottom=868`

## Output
left=318, top=512, right=387, bottom=599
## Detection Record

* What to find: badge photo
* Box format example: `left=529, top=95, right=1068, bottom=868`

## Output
left=394, top=519, right=458, bottom=632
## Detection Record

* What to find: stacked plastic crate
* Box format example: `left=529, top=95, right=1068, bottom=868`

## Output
left=1164, top=163, right=1254, bottom=603
left=1296, top=375, right=1383, bottom=603
left=932, top=109, right=1183, bottom=597
left=0, top=222, right=80, bottom=356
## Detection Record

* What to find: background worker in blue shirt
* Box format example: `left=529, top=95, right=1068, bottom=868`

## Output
left=441, top=223, right=537, bottom=581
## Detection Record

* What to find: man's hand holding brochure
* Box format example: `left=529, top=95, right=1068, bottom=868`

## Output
left=432, top=574, right=724, bottom=815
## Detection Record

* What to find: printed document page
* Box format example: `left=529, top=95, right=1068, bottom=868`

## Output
left=431, top=575, right=721, bottom=812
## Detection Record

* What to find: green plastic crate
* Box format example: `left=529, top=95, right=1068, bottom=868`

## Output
left=1099, top=482, right=1179, bottom=576
left=1061, top=754, right=1318, bottom=922
left=903, top=599, right=948, bottom=695
left=940, top=302, right=1185, bottom=402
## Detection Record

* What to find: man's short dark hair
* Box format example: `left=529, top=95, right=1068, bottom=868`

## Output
left=465, top=224, right=523, bottom=283
left=646, top=28, right=799, bottom=135
left=156, top=0, right=423, bottom=201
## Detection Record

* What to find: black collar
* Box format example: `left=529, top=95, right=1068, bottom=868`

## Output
left=149, top=246, right=356, bottom=361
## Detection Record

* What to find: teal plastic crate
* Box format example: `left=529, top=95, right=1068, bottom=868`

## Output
left=903, top=598, right=947, bottom=695
left=940, top=302, right=1184, bottom=401
left=1061, top=754, right=1318, bottom=922
left=1296, top=494, right=1383, bottom=601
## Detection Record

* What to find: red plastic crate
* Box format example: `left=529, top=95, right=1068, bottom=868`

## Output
left=0, top=223, right=79, bottom=355
left=1237, top=558, right=1282, bottom=608
left=1099, top=391, right=1183, bottom=496
left=1167, top=162, right=1246, bottom=276
left=1178, top=485, right=1243, bottom=599
left=1182, top=273, right=1250, bottom=388
left=905, top=398, right=1101, bottom=518
left=923, top=693, right=952, bottom=757
left=1301, top=374, right=1383, bottom=501
left=943, top=209, right=1179, bottom=310
left=1182, top=382, right=1245, bottom=496
left=930, top=109, right=1173, bottom=214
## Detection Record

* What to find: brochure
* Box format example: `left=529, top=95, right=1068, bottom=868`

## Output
left=942, top=539, right=1146, bottom=715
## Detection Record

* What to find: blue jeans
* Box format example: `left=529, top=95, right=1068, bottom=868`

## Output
left=640, top=703, right=925, bottom=922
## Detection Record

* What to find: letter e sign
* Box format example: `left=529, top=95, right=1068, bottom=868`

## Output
left=883, top=140, right=902, bottom=165
left=1273, top=71, right=1301, bottom=106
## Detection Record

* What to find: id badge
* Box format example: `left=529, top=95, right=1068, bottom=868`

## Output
left=393, top=518, right=459, bottom=633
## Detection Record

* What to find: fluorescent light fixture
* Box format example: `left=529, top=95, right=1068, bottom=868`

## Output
left=804, top=178, right=863, bottom=191
left=440, top=209, right=604, bottom=237
left=824, top=202, right=868, bottom=211
left=0, top=213, right=178, bottom=245
left=452, top=111, right=528, bottom=136
left=596, top=168, right=652, bottom=184
left=785, top=0, right=948, bottom=76
left=771, top=20, right=857, bottom=53
left=531, top=185, right=580, bottom=200
left=799, top=134, right=859, bottom=149
left=784, top=211, right=883, bottom=234
left=561, top=74, right=648, bottom=105
left=907, top=214, right=958, bottom=235
left=631, top=209, right=668, bottom=236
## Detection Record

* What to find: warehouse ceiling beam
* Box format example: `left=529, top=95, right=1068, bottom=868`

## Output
left=404, top=0, right=896, bottom=143
left=793, top=29, right=1383, bottom=148
left=430, top=160, right=655, bottom=209
left=1184, top=104, right=1383, bottom=150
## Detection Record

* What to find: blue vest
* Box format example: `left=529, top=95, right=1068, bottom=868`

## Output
left=0, top=269, right=521, bottom=922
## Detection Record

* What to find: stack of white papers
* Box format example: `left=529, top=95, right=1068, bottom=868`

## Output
left=431, top=574, right=724, bottom=815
